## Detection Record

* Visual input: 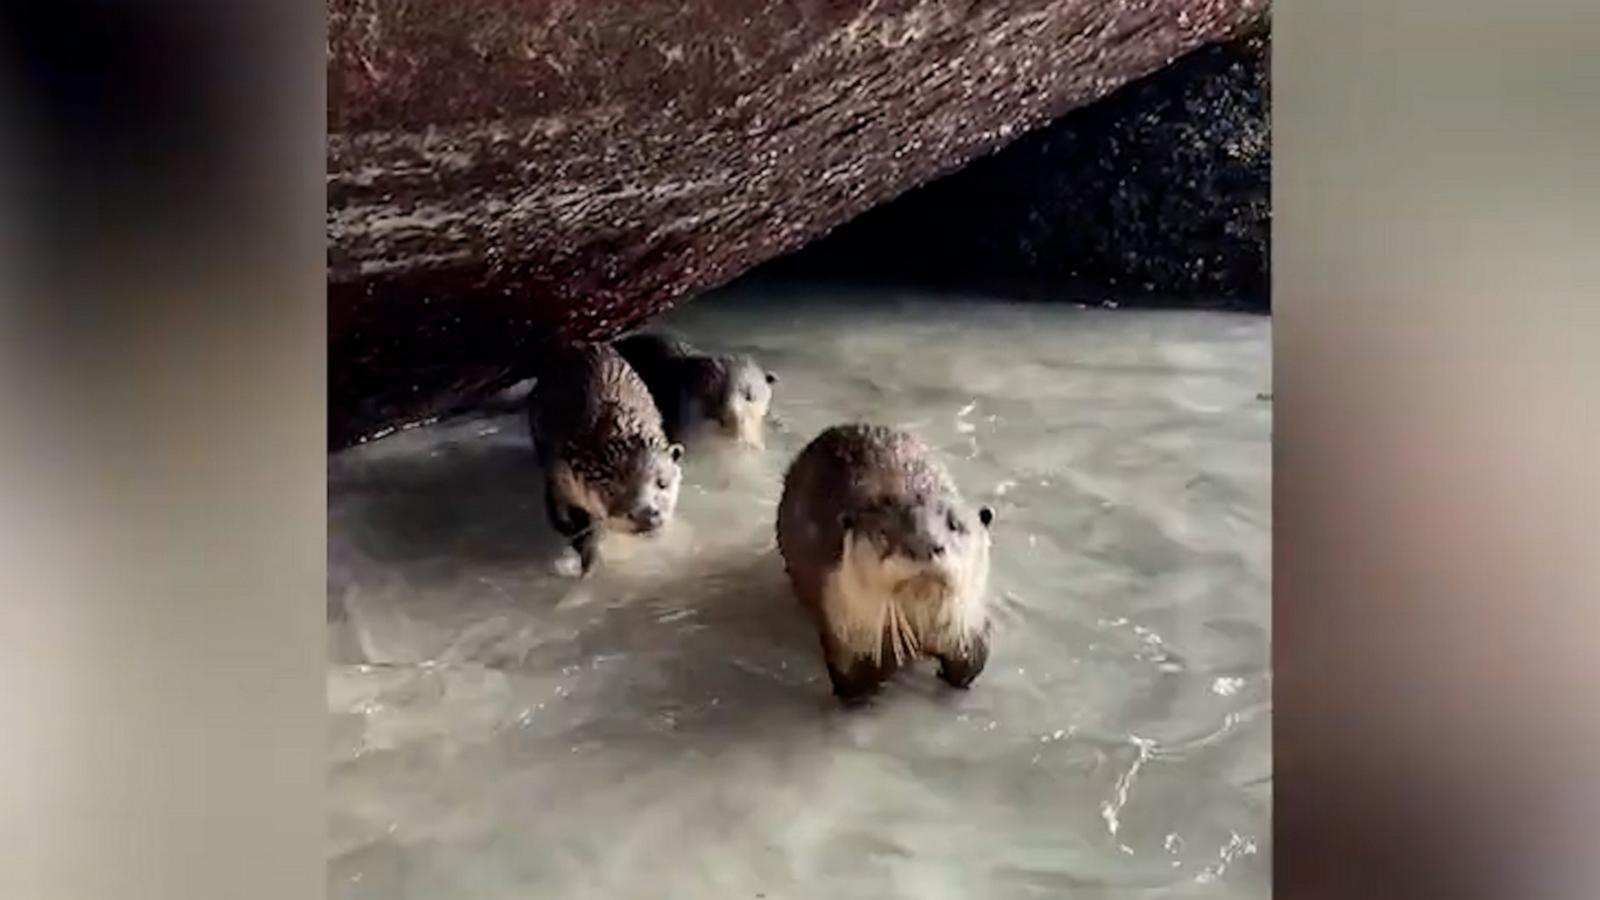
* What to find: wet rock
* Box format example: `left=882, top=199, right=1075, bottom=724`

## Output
left=754, top=34, right=1270, bottom=309
left=329, top=0, right=1267, bottom=448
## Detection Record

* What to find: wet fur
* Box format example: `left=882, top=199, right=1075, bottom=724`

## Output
left=614, top=332, right=774, bottom=447
left=528, top=343, right=682, bottom=574
left=776, top=424, right=994, bottom=702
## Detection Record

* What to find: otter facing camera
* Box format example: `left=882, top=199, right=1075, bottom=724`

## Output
left=528, top=344, right=681, bottom=577
left=612, top=333, right=776, bottom=449
left=778, top=424, right=995, bottom=703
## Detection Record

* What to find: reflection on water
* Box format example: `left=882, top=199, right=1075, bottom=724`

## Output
left=328, top=286, right=1272, bottom=899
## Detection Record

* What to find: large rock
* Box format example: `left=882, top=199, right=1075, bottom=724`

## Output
left=329, top=0, right=1267, bottom=448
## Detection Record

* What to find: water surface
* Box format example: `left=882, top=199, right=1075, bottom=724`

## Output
left=328, top=287, right=1272, bottom=899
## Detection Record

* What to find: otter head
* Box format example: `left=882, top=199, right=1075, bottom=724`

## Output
left=709, top=355, right=776, bottom=448
left=839, top=492, right=995, bottom=593
left=606, top=441, right=685, bottom=534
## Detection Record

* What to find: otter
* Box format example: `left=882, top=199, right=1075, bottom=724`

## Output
left=527, top=343, right=685, bottom=575
left=613, top=332, right=777, bottom=448
left=776, top=424, right=996, bottom=702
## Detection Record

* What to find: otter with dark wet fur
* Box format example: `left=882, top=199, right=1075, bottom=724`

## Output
left=777, top=424, right=996, bottom=703
left=614, top=332, right=776, bottom=448
left=528, top=343, right=685, bottom=575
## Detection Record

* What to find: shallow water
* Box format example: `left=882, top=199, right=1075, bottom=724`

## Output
left=327, top=287, right=1272, bottom=900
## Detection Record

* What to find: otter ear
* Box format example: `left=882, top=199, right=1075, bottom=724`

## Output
left=667, top=443, right=685, bottom=463
left=978, top=506, right=995, bottom=528
left=765, top=371, right=778, bottom=385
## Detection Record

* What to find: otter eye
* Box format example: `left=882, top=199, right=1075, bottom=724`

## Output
left=656, top=476, right=671, bottom=490
left=947, top=510, right=964, bottom=533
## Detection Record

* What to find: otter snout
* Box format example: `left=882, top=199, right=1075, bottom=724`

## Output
left=630, top=505, right=666, bottom=533
left=887, top=535, right=946, bottom=563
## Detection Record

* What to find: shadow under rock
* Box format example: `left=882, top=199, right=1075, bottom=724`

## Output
left=333, top=430, right=570, bottom=568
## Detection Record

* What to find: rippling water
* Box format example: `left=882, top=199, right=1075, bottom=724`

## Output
left=327, top=286, right=1272, bottom=899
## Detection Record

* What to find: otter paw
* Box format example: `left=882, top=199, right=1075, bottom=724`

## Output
left=936, top=659, right=982, bottom=689
left=937, top=645, right=989, bottom=689
left=831, top=680, right=880, bottom=707
left=827, top=657, right=891, bottom=705
left=552, top=549, right=584, bottom=578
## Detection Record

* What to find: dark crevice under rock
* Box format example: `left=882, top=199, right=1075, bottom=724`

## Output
left=747, top=35, right=1269, bottom=310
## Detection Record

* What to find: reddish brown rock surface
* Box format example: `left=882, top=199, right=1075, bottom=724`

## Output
left=329, top=0, right=1266, bottom=448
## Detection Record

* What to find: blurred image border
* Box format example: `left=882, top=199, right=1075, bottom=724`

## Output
left=2, top=2, right=1596, bottom=898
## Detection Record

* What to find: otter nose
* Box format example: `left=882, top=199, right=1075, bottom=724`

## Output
left=635, top=507, right=664, bottom=531
left=930, top=542, right=946, bottom=558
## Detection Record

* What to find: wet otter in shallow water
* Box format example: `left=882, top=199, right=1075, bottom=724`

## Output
left=613, top=332, right=776, bottom=448
left=527, top=343, right=685, bottom=575
left=776, top=424, right=996, bottom=702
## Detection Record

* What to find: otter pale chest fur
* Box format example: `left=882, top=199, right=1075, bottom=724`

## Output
left=613, top=332, right=776, bottom=448
left=776, top=424, right=996, bottom=702
left=527, top=343, right=685, bottom=575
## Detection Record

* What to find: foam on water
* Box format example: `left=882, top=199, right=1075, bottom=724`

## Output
left=328, top=286, right=1272, bottom=899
